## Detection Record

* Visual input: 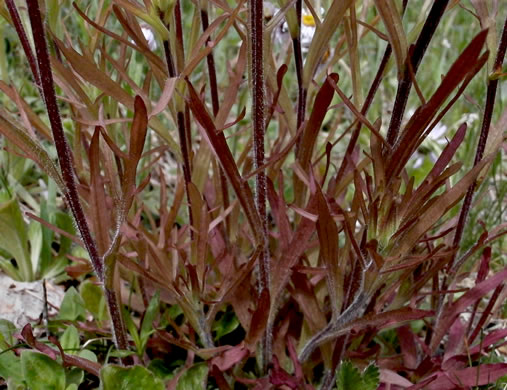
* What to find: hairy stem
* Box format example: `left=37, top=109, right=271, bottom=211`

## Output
left=248, top=0, right=271, bottom=371
left=434, top=14, right=507, bottom=349
left=24, top=0, right=128, bottom=354
left=6, top=0, right=41, bottom=91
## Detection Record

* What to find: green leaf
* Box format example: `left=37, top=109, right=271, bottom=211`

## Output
left=57, top=287, right=86, bottom=321
left=80, top=280, right=108, bottom=323
left=65, top=367, right=84, bottom=389
left=176, top=363, right=208, bottom=390
left=77, top=349, right=98, bottom=363
left=0, top=319, right=17, bottom=345
left=0, top=350, right=23, bottom=385
left=148, top=358, right=177, bottom=380
left=0, top=196, right=32, bottom=281
left=336, top=360, right=362, bottom=390
left=27, top=220, right=43, bottom=278
left=59, top=325, right=80, bottom=354
left=336, top=361, right=380, bottom=390
left=362, top=364, right=380, bottom=390
left=100, top=364, right=165, bottom=390
left=21, top=351, right=65, bottom=390
left=38, top=200, right=53, bottom=277
left=122, top=307, right=141, bottom=355
left=211, top=310, right=240, bottom=340
left=140, top=291, right=159, bottom=346
left=54, top=212, right=75, bottom=255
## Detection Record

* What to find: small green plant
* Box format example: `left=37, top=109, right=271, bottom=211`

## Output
left=335, top=360, right=379, bottom=390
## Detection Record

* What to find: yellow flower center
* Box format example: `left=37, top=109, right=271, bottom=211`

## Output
left=302, top=14, right=316, bottom=27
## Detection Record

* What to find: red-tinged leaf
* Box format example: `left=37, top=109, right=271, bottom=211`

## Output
left=183, top=2, right=244, bottom=77
left=443, top=318, right=466, bottom=362
left=380, top=368, right=414, bottom=388
left=216, top=42, right=247, bottom=128
left=270, top=355, right=300, bottom=389
left=424, top=363, right=507, bottom=390
left=328, top=78, right=388, bottom=148
left=265, top=64, right=288, bottom=126
left=118, top=95, right=149, bottom=219
left=150, top=77, right=177, bottom=118
left=430, top=267, right=507, bottom=352
left=314, top=177, right=342, bottom=317
left=72, top=3, right=166, bottom=77
left=266, top=178, right=291, bottom=251
left=289, top=272, right=329, bottom=354
left=244, top=123, right=307, bottom=181
left=19, top=324, right=101, bottom=376
left=294, top=73, right=339, bottom=207
left=477, top=246, right=491, bottom=282
left=129, top=96, right=149, bottom=161
left=400, top=162, right=462, bottom=226
left=211, top=343, right=249, bottom=371
left=421, top=123, right=467, bottom=189
left=271, top=193, right=318, bottom=304
left=397, top=326, right=418, bottom=370
left=469, top=329, right=507, bottom=355
left=185, top=79, right=263, bottom=243
left=287, top=337, right=304, bottom=381
left=370, top=129, right=386, bottom=190
left=209, top=365, right=232, bottom=390
left=380, top=245, right=447, bottom=274
left=469, top=282, right=503, bottom=344
left=54, top=39, right=134, bottom=110
left=235, top=376, right=271, bottom=389
left=391, top=155, right=492, bottom=258
left=245, top=288, right=270, bottom=349
left=98, top=127, right=130, bottom=161
left=388, top=30, right=488, bottom=177
left=34, top=212, right=79, bottom=245
left=416, top=123, right=467, bottom=206
left=218, top=107, right=246, bottom=131
left=20, top=324, right=57, bottom=360
left=348, top=308, right=434, bottom=334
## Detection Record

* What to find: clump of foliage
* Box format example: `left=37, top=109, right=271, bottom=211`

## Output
left=0, top=0, right=506, bottom=389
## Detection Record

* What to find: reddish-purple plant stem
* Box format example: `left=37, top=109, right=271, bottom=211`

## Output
left=24, top=0, right=128, bottom=354
left=160, top=11, right=194, bottom=229
left=294, top=0, right=305, bottom=152
left=249, top=0, right=271, bottom=371
left=385, top=0, right=449, bottom=146
left=249, top=0, right=269, bottom=291
left=449, top=15, right=507, bottom=271
left=201, top=6, right=231, bottom=240
left=173, top=1, right=194, bottom=194
left=469, top=284, right=503, bottom=343
left=25, top=0, right=102, bottom=281
left=6, top=0, right=41, bottom=92
left=162, top=40, right=176, bottom=77
left=200, top=9, right=220, bottom=116
left=174, top=0, right=185, bottom=67
left=335, top=2, right=408, bottom=182
left=432, top=16, right=507, bottom=349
